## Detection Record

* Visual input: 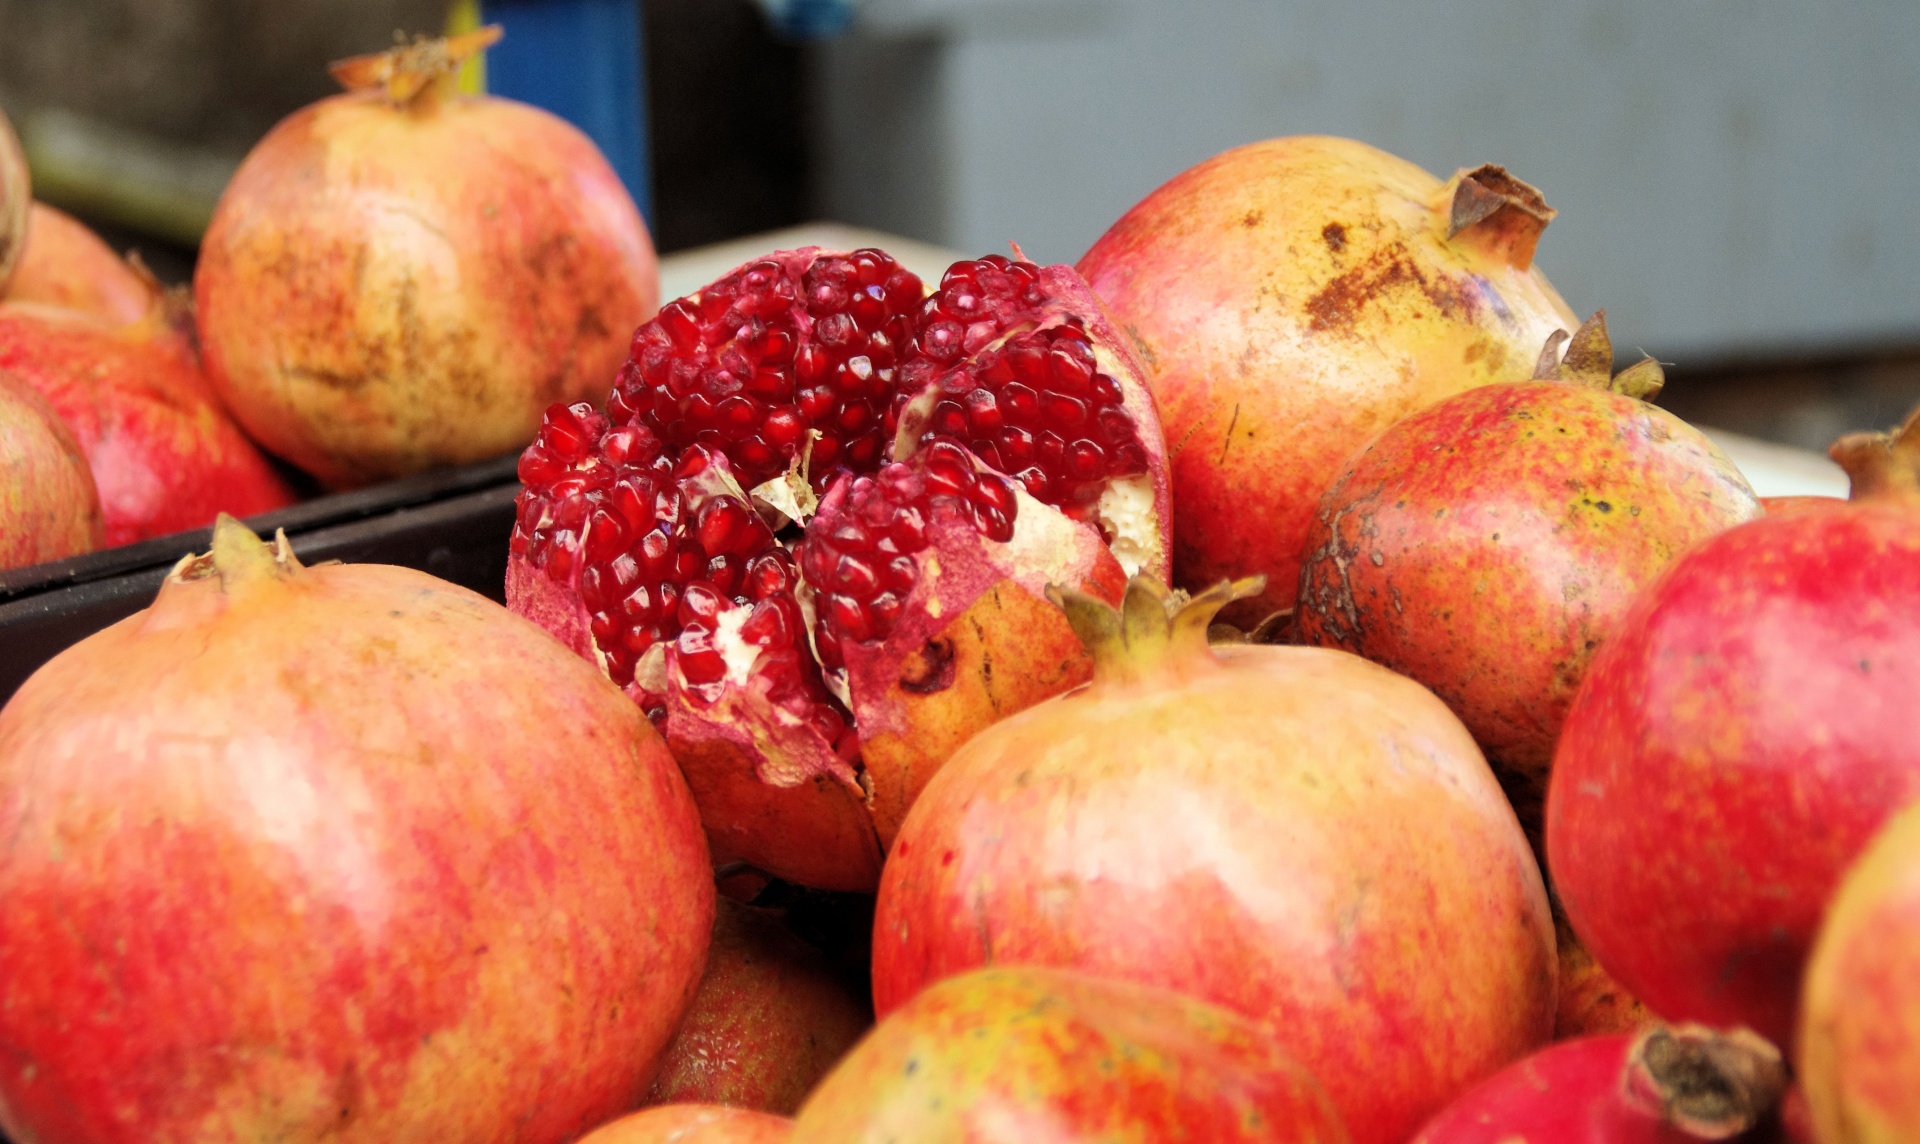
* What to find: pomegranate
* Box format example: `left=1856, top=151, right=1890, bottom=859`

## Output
left=1411, top=1026, right=1787, bottom=1143
left=195, top=27, right=659, bottom=488
left=1759, top=495, right=1844, bottom=517
left=646, top=898, right=870, bottom=1115
left=0, top=516, right=714, bottom=1144
left=788, top=966, right=1350, bottom=1143
left=1547, top=404, right=1920, bottom=1048
left=509, top=247, right=1166, bottom=889
left=0, top=367, right=104, bottom=570
left=0, top=107, right=25, bottom=291
left=5, top=203, right=154, bottom=325
left=579, top=1105, right=792, bottom=1144
left=871, top=575, right=1555, bottom=1144
left=1558, top=908, right=1655, bottom=1040
left=1078, top=136, right=1578, bottom=621
left=0, top=301, right=296, bottom=544
left=1296, top=311, right=1759, bottom=787
left=1798, top=798, right=1920, bottom=1142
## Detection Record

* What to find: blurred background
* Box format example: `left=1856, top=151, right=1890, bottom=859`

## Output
left=0, top=0, right=1914, bottom=452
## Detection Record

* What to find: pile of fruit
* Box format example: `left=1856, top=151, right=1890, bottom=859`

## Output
left=3, top=29, right=1918, bottom=1144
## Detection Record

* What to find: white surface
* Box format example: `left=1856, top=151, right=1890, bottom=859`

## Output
left=1704, top=427, right=1850, bottom=500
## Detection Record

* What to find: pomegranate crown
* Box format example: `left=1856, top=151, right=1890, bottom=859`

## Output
left=1619, top=1024, right=1787, bottom=1140
left=1531, top=310, right=1665, bottom=401
left=1445, top=164, right=1554, bottom=270
left=1829, top=402, right=1920, bottom=507
left=328, top=25, right=503, bottom=108
left=1047, top=574, right=1265, bottom=685
left=169, top=513, right=304, bottom=592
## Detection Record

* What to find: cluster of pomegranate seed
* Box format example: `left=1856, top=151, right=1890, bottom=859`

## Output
left=610, top=249, right=925, bottom=490
left=801, top=441, right=1020, bottom=671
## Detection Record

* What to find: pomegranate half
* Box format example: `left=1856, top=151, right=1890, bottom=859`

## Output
left=0, top=517, right=714, bottom=1144
left=1078, top=136, right=1577, bottom=621
left=872, top=575, right=1555, bottom=1144
left=0, top=366, right=104, bottom=570
left=196, top=28, right=659, bottom=488
left=1548, top=405, right=1920, bottom=1048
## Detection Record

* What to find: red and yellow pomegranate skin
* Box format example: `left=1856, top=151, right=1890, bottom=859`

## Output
left=579, top=1105, right=793, bottom=1144
left=1548, top=480, right=1920, bottom=1049
left=646, top=898, right=871, bottom=1116
left=1799, top=800, right=1920, bottom=1144
left=789, top=966, right=1351, bottom=1144
left=0, top=108, right=26, bottom=291
left=0, top=521, right=714, bottom=1144
left=874, top=585, right=1555, bottom=1144
left=4, top=203, right=153, bottom=325
left=0, top=368, right=104, bottom=570
left=1296, top=380, right=1758, bottom=779
left=0, top=302, right=295, bottom=544
left=196, top=73, right=658, bottom=488
left=1078, top=136, right=1577, bottom=620
left=1555, top=911, right=1654, bottom=1040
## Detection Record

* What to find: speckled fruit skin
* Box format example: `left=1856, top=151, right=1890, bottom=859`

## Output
left=578, top=1104, right=793, bottom=1144
left=4, top=203, right=152, bottom=325
left=1799, top=800, right=1920, bottom=1143
left=0, top=302, right=296, bottom=544
left=0, top=368, right=104, bottom=570
left=1296, top=381, right=1758, bottom=780
left=196, top=86, right=658, bottom=489
left=1077, top=136, right=1577, bottom=620
left=646, top=898, right=871, bottom=1116
left=874, top=625, right=1555, bottom=1144
left=1547, top=500, right=1920, bottom=1049
left=0, top=521, right=714, bottom=1144
left=1555, top=909, right=1654, bottom=1040
left=0, top=108, right=26, bottom=291
left=790, top=966, right=1351, bottom=1144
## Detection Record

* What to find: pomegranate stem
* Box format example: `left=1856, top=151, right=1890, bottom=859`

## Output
left=1830, top=403, right=1920, bottom=506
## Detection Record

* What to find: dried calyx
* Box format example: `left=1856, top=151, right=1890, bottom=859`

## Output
left=1532, top=310, right=1665, bottom=401
left=1829, top=404, right=1920, bottom=507
left=328, top=26, right=503, bottom=109
left=170, top=513, right=302, bottom=590
left=1619, top=1024, right=1788, bottom=1141
left=1048, top=574, right=1266, bottom=686
left=1445, top=164, right=1555, bottom=270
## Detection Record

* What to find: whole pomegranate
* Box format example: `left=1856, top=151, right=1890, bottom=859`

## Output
left=1547, top=405, right=1920, bottom=1048
left=0, top=517, right=714, bottom=1144
left=579, top=1105, right=793, bottom=1144
left=1078, top=136, right=1578, bottom=620
left=5, top=203, right=154, bottom=325
left=1411, top=1025, right=1787, bottom=1143
left=646, top=898, right=870, bottom=1115
left=196, top=27, right=659, bottom=488
left=1798, top=798, right=1920, bottom=1142
left=789, top=966, right=1350, bottom=1143
left=0, top=301, right=296, bottom=544
left=510, top=247, right=1169, bottom=890
left=1557, top=908, right=1655, bottom=1040
left=872, top=575, right=1555, bottom=1144
left=1296, top=311, right=1759, bottom=787
left=0, top=367, right=104, bottom=570
left=0, top=107, right=26, bottom=291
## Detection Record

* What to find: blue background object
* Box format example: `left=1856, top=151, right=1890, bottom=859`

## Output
left=479, top=0, right=652, bottom=229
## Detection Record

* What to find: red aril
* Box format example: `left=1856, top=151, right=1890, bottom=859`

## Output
left=1547, top=406, right=1920, bottom=1049
left=0, top=367, right=103, bottom=570
left=0, top=108, right=25, bottom=291
left=872, top=576, right=1555, bottom=1144
left=4, top=203, right=153, bottom=325
left=0, top=517, right=714, bottom=1144
left=578, top=1105, right=793, bottom=1144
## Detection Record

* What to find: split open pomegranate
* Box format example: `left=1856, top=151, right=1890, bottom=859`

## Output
left=510, top=247, right=1168, bottom=891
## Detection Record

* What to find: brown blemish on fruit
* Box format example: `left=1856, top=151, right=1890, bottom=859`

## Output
left=900, top=637, right=958, bottom=695
left=1304, top=244, right=1481, bottom=333
left=1322, top=222, right=1347, bottom=253
left=1241, top=210, right=1264, bottom=228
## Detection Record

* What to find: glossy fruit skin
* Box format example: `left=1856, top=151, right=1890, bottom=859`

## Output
left=874, top=641, right=1555, bottom=1144
left=0, top=302, right=296, bottom=544
left=1799, top=799, right=1920, bottom=1143
left=578, top=1104, right=793, bottom=1144
left=646, top=898, right=871, bottom=1115
left=0, top=528, right=714, bottom=1144
left=0, top=108, right=25, bottom=291
left=1297, top=382, right=1759, bottom=779
left=0, top=368, right=104, bottom=570
left=789, top=966, right=1350, bottom=1144
left=196, top=90, right=658, bottom=488
left=1548, top=503, right=1920, bottom=1049
left=5, top=203, right=152, bottom=324
left=1078, top=136, right=1577, bottom=620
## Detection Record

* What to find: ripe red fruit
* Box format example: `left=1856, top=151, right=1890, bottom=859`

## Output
left=1547, top=406, right=1920, bottom=1048
left=5, top=203, right=153, bottom=325
left=510, top=247, right=1164, bottom=889
left=196, top=28, right=659, bottom=488
left=0, top=367, right=104, bottom=570
left=0, top=518, right=714, bottom=1144
left=1556, top=909, right=1655, bottom=1040
left=1079, top=136, right=1577, bottom=621
left=1297, top=312, right=1759, bottom=789
left=646, top=898, right=871, bottom=1115
left=0, top=302, right=295, bottom=544
left=788, top=966, right=1351, bottom=1144
left=578, top=1105, right=793, bottom=1144
left=872, top=576, right=1555, bottom=1144
left=1411, top=1026, right=1787, bottom=1143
